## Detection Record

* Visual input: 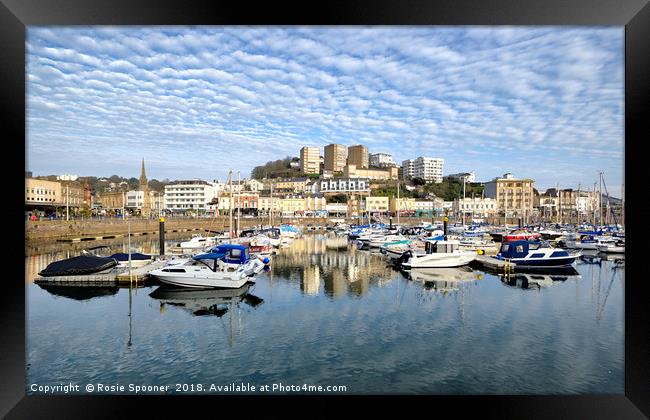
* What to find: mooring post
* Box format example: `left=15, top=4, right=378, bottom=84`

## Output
left=443, top=216, right=448, bottom=240
left=159, top=217, right=165, bottom=256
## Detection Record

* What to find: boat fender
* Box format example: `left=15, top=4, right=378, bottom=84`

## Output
left=262, top=257, right=270, bottom=265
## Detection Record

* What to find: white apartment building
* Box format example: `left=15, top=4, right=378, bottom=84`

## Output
left=369, top=153, right=395, bottom=168
left=318, top=178, right=370, bottom=194
left=413, top=157, right=444, bottom=183
left=453, top=197, right=497, bottom=218
left=126, top=191, right=145, bottom=209
left=401, top=159, right=415, bottom=178
left=164, top=180, right=218, bottom=212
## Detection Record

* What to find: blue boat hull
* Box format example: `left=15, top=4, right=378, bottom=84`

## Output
left=510, top=256, right=577, bottom=268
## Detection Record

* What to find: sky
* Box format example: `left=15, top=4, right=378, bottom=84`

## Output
left=26, top=26, right=624, bottom=197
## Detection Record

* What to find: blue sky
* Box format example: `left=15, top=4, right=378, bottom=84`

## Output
left=26, top=26, right=624, bottom=197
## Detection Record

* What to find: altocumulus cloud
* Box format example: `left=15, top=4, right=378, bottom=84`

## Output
left=27, top=26, right=623, bottom=196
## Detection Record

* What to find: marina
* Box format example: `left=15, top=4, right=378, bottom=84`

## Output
left=25, top=226, right=624, bottom=394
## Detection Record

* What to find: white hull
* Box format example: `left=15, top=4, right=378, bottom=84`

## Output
left=150, top=259, right=265, bottom=289
left=402, top=252, right=476, bottom=268
left=155, top=275, right=250, bottom=289
left=596, top=245, right=625, bottom=253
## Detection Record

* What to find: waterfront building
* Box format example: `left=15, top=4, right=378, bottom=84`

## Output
left=216, top=191, right=259, bottom=214
left=401, top=159, right=415, bottom=179
left=300, top=146, right=320, bottom=175
left=258, top=196, right=281, bottom=214
left=448, top=172, right=476, bottom=183
left=412, top=157, right=444, bottom=183
left=369, top=152, right=395, bottom=168
left=59, top=181, right=87, bottom=211
left=347, top=145, right=369, bottom=169
left=343, top=164, right=398, bottom=181
left=318, top=178, right=371, bottom=195
left=97, top=191, right=126, bottom=212
left=389, top=197, right=416, bottom=216
left=324, top=144, right=347, bottom=173
left=364, top=196, right=390, bottom=214
left=326, top=203, right=348, bottom=216
left=452, top=197, right=497, bottom=218
left=414, top=200, right=436, bottom=217
left=484, top=173, right=534, bottom=219
left=280, top=197, right=306, bottom=216
left=25, top=178, right=62, bottom=206
left=163, top=179, right=218, bottom=213
left=267, top=177, right=310, bottom=194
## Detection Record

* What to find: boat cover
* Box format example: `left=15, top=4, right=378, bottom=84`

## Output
left=109, top=252, right=152, bottom=261
left=38, top=255, right=118, bottom=277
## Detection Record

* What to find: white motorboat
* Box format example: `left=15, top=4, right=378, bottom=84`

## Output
left=596, top=238, right=625, bottom=254
left=179, top=234, right=218, bottom=250
left=400, top=240, right=477, bottom=268
left=149, top=245, right=266, bottom=289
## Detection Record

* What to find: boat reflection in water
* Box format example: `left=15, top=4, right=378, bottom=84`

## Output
left=149, top=284, right=263, bottom=317
left=499, top=267, right=581, bottom=290
left=403, top=266, right=484, bottom=292
left=36, top=283, right=119, bottom=301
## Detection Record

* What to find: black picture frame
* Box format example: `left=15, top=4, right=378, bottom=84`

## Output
left=3, top=0, right=649, bottom=417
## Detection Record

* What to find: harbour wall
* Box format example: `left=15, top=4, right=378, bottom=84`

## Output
left=25, top=215, right=528, bottom=241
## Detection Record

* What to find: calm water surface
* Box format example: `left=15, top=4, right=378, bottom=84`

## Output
left=26, top=234, right=624, bottom=394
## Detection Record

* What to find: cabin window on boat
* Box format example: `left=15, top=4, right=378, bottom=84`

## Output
left=515, top=245, right=524, bottom=253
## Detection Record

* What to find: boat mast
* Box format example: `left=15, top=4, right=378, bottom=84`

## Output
left=556, top=183, right=560, bottom=225
left=599, top=171, right=603, bottom=227
left=462, top=177, right=466, bottom=227
left=269, top=183, right=273, bottom=227
left=237, top=171, right=241, bottom=238
left=228, top=170, right=233, bottom=243
left=396, top=180, right=400, bottom=228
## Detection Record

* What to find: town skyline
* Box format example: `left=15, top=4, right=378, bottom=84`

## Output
left=27, top=26, right=624, bottom=196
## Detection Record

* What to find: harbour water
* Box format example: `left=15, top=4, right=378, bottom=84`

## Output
left=25, top=234, right=624, bottom=394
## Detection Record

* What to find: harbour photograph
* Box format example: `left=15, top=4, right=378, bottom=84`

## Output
left=25, top=26, right=625, bottom=396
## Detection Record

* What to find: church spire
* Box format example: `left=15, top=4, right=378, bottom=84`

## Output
left=139, top=158, right=148, bottom=186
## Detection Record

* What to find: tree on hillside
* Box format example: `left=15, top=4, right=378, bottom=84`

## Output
left=411, top=177, right=426, bottom=186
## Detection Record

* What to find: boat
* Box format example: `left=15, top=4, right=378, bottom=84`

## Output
left=399, top=240, right=477, bottom=268
left=108, top=252, right=154, bottom=268
left=178, top=234, right=218, bottom=250
left=494, top=240, right=580, bottom=269
left=596, top=238, right=625, bottom=254
left=149, top=245, right=267, bottom=289
left=38, top=255, right=118, bottom=277
left=502, top=229, right=540, bottom=243
left=562, top=233, right=602, bottom=250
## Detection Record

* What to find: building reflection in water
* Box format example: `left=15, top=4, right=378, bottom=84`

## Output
left=275, top=234, right=395, bottom=299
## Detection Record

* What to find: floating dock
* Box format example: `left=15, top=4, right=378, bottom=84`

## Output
left=472, top=254, right=516, bottom=272
left=34, top=260, right=168, bottom=285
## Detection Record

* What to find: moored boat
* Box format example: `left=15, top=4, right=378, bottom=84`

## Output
left=38, top=255, right=118, bottom=277
left=494, top=240, right=579, bottom=269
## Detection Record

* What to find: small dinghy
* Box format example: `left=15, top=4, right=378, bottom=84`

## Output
left=38, top=255, right=118, bottom=277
